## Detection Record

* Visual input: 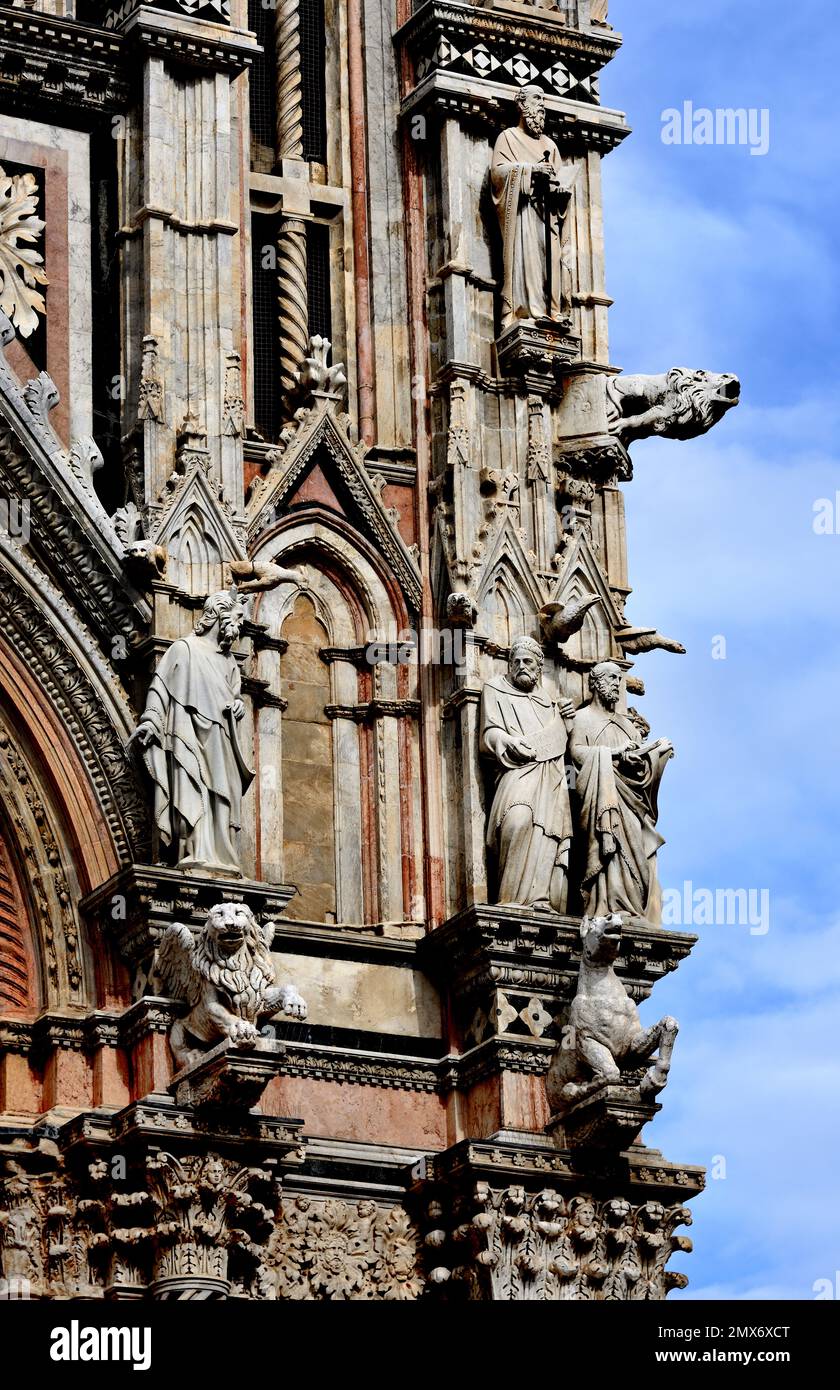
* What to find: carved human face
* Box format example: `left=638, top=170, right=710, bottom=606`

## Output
left=217, top=600, right=248, bottom=651
left=521, top=94, right=546, bottom=137
left=208, top=902, right=253, bottom=955
left=509, top=646, right=542, bottom=692
left=591, top=665, right=622, bottom=710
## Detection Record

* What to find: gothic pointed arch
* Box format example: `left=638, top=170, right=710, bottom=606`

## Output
left=247, top=398, right=422, bottom=616
left=246, top=511, right=421, bottom=927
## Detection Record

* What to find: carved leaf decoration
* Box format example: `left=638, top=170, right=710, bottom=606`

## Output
left=0, top=165, right=48, bottom=338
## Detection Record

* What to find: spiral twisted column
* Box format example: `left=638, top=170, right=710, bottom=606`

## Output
left=276, top=216, right=309, bottom=401
left=274, top=0, right=308, bottom=410
left=274, top=0, right=304, bottom=162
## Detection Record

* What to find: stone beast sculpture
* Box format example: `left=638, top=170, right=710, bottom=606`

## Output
left=545, top=915, right=678, bottom=1118
left=606, top=368, right=740, bottom=445
left=156, top=901, right=307, bottom=1070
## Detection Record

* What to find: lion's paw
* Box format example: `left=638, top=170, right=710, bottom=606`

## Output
left=279, top=986, right=308, bottom=1021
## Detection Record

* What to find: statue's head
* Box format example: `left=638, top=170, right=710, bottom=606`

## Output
left=205, top=901, right=256, bottom=957
left=195, top=587, right=248, bottom=650
left=589, top=660, right=623, bottom=711
left=517, top=86, right=546, bottom=137
left=508, top=635, right=544, bottom=692
left=580, top=913, right=623, bottom=965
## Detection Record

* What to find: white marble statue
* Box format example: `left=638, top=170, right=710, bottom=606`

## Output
left=569, top=662, right=674, bottom=926
left=155, top=901, right=308, bottom=1070
left=480, top=636, right=576, bottom=911
left=132, top=588, right=254, bottom=875
left=491, top=87, right=575, bottom=329
left=545, top=914, right=678, bottom=1117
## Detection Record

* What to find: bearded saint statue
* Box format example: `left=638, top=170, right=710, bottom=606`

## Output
left=480, top=636, right=576, bottom=912
left=131, top=588, right=254, bottom=875
left=491, top=86, right=575, bottom=329
left=569, top=661, right=674, bottom=927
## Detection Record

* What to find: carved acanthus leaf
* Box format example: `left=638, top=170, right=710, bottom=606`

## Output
left=0, top=165, right=48, bottom=339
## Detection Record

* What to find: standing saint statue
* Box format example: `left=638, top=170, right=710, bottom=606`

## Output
left=480, top=636, right=576, bottom=911
left=569, top=662, right=674, bottom=926
left=491, top=87, right=575, bottom=329
left=131, top=588, right=254, bottom=876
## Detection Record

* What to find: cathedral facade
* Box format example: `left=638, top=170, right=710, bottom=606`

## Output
left=0, top=0, right=738, bottom=1300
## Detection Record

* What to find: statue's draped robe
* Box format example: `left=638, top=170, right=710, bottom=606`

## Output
left=491, top=125, right=566, bottom=327
left=480, top=676, right=572, bottom=911
left=140, top=632, right=254, bottom=873
left=570, top=705, right=669, bottom=925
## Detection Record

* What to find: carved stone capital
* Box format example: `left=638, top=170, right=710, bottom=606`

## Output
left=413, top=1135, right=703, bottom=1300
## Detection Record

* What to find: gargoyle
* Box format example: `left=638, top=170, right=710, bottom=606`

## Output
left=606, top=368, right=740, bottom=445
left=545, top=915, right=678, bottom=1118
left=155, top=901, right=307, bottom=1070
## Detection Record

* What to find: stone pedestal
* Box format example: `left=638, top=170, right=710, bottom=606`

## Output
left=169, top=1037, right=287, bottom=1112
left=546, top=1081, right=662, bottom=1153
left=496, top=319, right=581, bottom=389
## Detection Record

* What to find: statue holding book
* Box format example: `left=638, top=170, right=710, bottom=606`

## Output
left=569, top=662, right=674, bottom=927
left=479, top=636, right=576, bottom=911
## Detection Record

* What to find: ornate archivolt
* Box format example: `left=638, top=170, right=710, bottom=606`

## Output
left=0, top=717, right=84, bottom=1009
left=0, top=543, right=150, bottom=879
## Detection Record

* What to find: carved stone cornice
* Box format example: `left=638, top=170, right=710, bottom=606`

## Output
left=496, top=319, right=581, bottom=386
left=396, top=0, right=630, bottom=151
left=324, top=699, right=421, bottom=723
left=422, top=905, right=697, bottom=1008
left=396, top=0, right=622, bottom=82
left=107, top=4, right=259, bottom=75
left=81, top=864, right=297, bottom=974
left=0, top=9, right=128, bottom=116
left=275, top=1039, right=443, bottom=1095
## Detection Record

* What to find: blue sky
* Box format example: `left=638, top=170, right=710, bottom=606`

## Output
left=601, top=1, right=840, bottom=1300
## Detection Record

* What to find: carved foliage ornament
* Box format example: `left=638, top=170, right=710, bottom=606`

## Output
left=0, top=165, right=48, bottom=339
left=427, top=1184, right=692, bottom=1301
left=266, top=1196, right=424, bottom=1301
